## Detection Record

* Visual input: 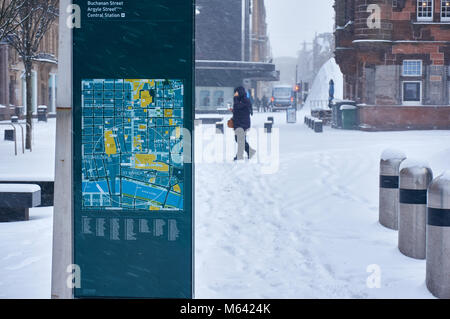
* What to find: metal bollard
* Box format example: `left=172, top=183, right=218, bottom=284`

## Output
left=314, top=120, right=323, bottom=133
left=398, top=161, right=433, bottom=259
left=216, top=122, right=224, bottom=134
left=426, top=172, right=450, bottom=299
left=379, top=149, right=407, bottom=230
left=264, top=121, right=272, bottom=133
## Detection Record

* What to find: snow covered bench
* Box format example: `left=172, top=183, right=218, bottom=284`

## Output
left=0, top=179, right=54, bottom=207
left=0, top=184, right=41, bottom=222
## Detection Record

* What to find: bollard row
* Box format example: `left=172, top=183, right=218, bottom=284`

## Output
left=214, top=118, right=273, bottom=134
left=303, top=115, right=322, bottom=133
left=378, top=149, right=450, bottom=299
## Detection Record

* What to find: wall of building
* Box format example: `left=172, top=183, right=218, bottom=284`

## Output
left=359, top=105, right=450, bottom=130
left=334, top=0, right=450, bottom=130
left=196, top=0, right=245, bottom=62
left=195, top=0, right=276, bottom=110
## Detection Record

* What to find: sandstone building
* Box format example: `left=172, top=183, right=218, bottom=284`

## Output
left=334, top=0, right=450, bottom=130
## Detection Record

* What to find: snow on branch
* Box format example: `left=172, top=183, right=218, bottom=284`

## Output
left=0, top=0, right=27, bottom=42
left=7, top=0, right=59, bottom=62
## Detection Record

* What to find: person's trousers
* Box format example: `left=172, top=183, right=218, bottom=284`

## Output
left=234, top=127, right=250, bottom=159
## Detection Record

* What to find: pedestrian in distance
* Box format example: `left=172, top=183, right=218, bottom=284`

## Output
left=328, top=79, right=335, bottom=108
left=262, top=94, right=268, bottom=112
left=255, top=96, right=261, bottom=112
left=230, top=86, right=256, bottom=161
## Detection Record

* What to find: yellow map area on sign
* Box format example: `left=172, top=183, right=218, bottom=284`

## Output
left=104, top=131, right=117, bottom=156
left=135, top=154, right=169, bottom=172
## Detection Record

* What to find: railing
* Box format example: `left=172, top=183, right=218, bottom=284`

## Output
left=308, top=100, right=330, bottom=109
left=0, top=123, right=18, bottom=156
left=0, top=122, right=28, bottom=155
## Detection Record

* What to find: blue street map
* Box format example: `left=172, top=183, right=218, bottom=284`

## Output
left=81, top=79, right=184, bottom=211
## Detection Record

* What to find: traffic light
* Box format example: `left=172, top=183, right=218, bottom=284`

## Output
left=295, top=83, right=301, bottom=92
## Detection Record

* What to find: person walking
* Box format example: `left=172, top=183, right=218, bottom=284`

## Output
left=232, top=86, right=256, bottom=160
left=262, top=94, right=268, bottom=112
left=255, top=96, right=261, bottom=112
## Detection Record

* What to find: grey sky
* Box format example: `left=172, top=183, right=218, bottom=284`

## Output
left=265, top=0, right=335, bottom=58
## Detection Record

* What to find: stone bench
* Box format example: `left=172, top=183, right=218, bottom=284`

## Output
left=0, top=180, right=54, bottom=207
left=0, top=184, right=41, bottom=222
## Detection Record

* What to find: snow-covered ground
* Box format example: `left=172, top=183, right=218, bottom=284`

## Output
left=0, top=119, right=56, bottom=181
left=195, top=110, right=449, bottom=299
left=0, top=207, right=53, bottom=298
left=0, top=113, right=449, bottom=298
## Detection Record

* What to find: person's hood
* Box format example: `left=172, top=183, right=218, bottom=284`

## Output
left=234, top=86, right=247, bottom=99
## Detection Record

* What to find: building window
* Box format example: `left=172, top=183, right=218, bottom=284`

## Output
left=402, top=60, right=422, bottom=76
left=213, top=90, right=224, bottom=107
left=402, top=81, right=422, bottom=104
left=441, top=0, right=450, bottom=21
left=417, top=0, right=433, bottom=21
left=199, top=90, right=210, bottom=107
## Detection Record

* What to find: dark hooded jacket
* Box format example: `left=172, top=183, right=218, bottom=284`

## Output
left=232, top=87, right=252, bottom=131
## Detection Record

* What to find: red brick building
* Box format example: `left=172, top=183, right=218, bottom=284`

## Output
left=334, top=0, right=450, bottom=130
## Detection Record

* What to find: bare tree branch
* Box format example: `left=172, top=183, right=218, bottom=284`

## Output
left=0, top=0, right=27, bottom=42
left=7, top=0, right=59, bottom=150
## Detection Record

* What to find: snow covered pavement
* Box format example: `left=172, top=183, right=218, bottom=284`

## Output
left=195, top=110, right=449, bottom=298
left=0, top=119, right=56, bottom=181
left=0, top=207, right=53, bottom=298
